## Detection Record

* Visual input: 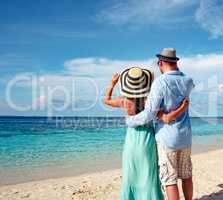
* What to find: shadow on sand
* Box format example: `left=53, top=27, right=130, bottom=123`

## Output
left=194, top=184, right=223, bottom=200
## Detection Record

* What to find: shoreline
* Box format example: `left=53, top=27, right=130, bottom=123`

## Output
left=1, top=135, right=223, bottom=187
left=0, top=149, right=223, bottom=200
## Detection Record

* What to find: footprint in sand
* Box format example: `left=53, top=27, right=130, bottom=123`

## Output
left=21, top=193, right=30, bottom=198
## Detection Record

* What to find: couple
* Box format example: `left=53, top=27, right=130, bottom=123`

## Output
left=104, top=48, right=194, bottom=200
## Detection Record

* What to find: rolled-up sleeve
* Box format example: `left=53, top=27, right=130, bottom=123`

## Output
left=126, top=79, right=164, bottom=128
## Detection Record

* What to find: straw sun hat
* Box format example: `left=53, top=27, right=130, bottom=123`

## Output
left=119, top=67, right=154, bottom=98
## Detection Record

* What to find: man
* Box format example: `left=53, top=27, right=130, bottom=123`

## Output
left=126, top=48, right=194, bottom=200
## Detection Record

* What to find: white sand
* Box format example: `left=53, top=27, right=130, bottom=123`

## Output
left=0, top=149, right=223, bottom=200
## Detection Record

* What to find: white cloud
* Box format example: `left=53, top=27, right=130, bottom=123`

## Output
left=180, top=54, right=223, bottom=71
left=195, top=0, right=223, bottom=38
left=64, top=57, right=156, bottom=79
left=218, top=84, right=223, bottom=92
left=65, top=54, right=223, bottom=81
left=97, top=0, right=196, bottom=26
left=97, top=0, right=223, bottom=38
left=2, top=53, right=223, bottom=115
left=9, top=53, right=223, bottom=90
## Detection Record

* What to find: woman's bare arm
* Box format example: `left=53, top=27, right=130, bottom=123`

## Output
left=104, top=74, right=124, bottom=108
left=157, top=98, right=189, bottom=124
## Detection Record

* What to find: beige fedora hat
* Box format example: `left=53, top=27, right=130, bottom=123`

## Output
left=156, top=48, right=179, bottom=62
left=119, top=67, right=154, bottom=98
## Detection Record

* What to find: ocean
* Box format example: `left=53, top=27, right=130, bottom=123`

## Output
left=0, top=116, right=223, bottom=186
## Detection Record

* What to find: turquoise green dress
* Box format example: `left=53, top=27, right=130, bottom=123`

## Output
left=121, top=123, right=164, bottom=200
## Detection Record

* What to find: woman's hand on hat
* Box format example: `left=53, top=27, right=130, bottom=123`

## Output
left=111, top=73, right=120, bottom=86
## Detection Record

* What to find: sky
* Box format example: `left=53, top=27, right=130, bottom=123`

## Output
left=0, top=0, right=223, bottom=117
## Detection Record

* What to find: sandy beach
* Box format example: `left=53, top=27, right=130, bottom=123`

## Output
left=0, top=149, right=222, bottom=200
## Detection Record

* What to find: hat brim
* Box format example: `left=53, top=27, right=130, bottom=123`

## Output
left=119, top=68, right=154, bottom=98
left=156, top=54, right=179, bottom=62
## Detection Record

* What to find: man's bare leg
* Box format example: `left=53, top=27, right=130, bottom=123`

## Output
left=182, top=177, right=193, bottom=200
left=166, top=184, right=179, bottom=200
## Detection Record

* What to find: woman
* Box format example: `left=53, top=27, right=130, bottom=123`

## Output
left=104, top=67, right=188, bottom=200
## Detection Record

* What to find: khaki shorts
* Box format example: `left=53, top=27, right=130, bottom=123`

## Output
left=157, top=143, right=192, bottom=186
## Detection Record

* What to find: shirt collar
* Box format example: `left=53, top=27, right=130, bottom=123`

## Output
left=164, top=69, right=182, bottom=75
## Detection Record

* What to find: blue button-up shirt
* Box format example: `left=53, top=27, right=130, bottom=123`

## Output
left=126, top=70, right=194, bottom=150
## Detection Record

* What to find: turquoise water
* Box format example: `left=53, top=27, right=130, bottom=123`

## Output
left=0, top=117, right=223, bottom=185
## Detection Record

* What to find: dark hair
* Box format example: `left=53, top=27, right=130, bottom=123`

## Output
left=162, top=60, right=177, bottom=66
left=135, top=98, right=145, bottom=114
left=126, top=97, right=145, bottom=114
